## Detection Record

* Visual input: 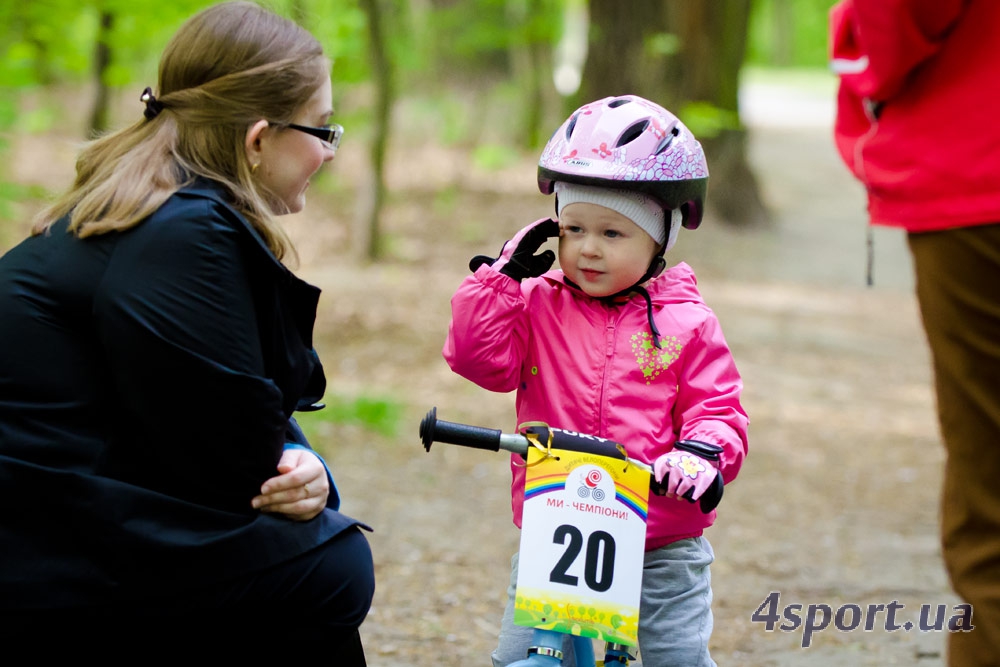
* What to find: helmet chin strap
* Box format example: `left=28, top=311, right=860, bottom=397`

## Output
left=556, top=198, right=675, bottom=350
left=641, top=255, right=666, bottom=283
left=562, top=251, right=667, bottom=348
left=611, top=209, right=680, bottom=349
left=602, top=249, right=667, bottom=348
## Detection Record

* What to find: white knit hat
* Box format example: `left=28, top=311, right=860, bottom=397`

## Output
left=555, top=182, right=666, bottom=246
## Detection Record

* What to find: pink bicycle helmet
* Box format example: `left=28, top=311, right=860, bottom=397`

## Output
left=538, top=95, right=708, bottom=230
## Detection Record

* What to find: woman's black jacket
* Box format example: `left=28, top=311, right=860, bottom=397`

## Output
left=0, top=180, right=360, bottom=609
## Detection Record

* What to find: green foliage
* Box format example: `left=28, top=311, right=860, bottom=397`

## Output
left=0, top=182, right=47, bottom=216
left=678, top=101, right=741, bottom=140
left=3, top=0, right=819, bottom=224
left=418, top=0, right=563, bottom=83
left=294, top=393, right=403, bottom=439
left=0, top=0, right=214, bottom=219
left=0, top=183, right=47, bottom=246
left=432, top=185, right=461, bottom=217
left=0, top=0, right=217, bottom=90
left=471, top=143, right=521, bottom=171
left=0, top=2, right=99, bottom=86
left=0, top=0, right=374, bottom=220
left=645, top=31, right=680, bottom=58
left=290, top=0, right=370, bottom=84
left=747, top=0, right=835, bottom=68
left=431, top=0, right=513, bottom=64
left=414, top=94, right=469, bottom=146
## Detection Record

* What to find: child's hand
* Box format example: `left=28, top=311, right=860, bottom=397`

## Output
left=469, top=218, right=560, bottom=281
left=653, top=449, right=720, bottom=502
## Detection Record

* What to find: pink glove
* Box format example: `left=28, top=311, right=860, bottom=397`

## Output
left=653, top=449, right=720, bottom=502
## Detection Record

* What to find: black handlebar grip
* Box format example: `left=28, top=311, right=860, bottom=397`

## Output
left=420, top=407, right=503, bottom=453
left=649, top=472, right=724, bottom=514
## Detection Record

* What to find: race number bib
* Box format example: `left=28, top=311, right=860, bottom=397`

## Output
left=514, top=447, right=649, bottom=646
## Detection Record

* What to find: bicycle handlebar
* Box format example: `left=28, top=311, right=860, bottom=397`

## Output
left=420, top=407, right=504, bottom=452
left=420, top=407, right=723, bottom=513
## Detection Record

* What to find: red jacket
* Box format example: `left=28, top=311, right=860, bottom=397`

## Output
left=830, top=0, right=1000, bottom=231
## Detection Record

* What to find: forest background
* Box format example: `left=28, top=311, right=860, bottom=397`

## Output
left=0, top=0, right=832, bottom=238
left=1, top=1, right=959, bottom=665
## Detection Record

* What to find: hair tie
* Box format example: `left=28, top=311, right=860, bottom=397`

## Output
left=140, top=87, right=164, bottom=120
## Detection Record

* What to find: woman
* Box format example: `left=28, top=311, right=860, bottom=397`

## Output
left=0, top=1, right=373, bottom=651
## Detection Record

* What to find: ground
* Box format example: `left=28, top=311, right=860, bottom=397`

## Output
left=5, top=74, right=961, bottom=665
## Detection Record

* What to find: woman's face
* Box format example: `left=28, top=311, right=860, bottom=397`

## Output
left=558, top=202, right=660, bottom=297
left=255, top=78, right=336, bottom=215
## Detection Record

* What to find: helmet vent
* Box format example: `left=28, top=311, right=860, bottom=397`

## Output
left=616, top=120, right=649, bottom=147
left=653, top=126, right=681, bottom=155
left=565, top=113, right=580, bottom=140
left=608, top=98, right=632, bottom=108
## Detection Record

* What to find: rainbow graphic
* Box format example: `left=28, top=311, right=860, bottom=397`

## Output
left=614, top=483, right=649, bottom=521
left=523, top=471, right=649, bottom=522
left=523, top=473, right=569, bottom=501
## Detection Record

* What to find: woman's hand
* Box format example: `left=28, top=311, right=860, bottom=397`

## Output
left=251, top=448, right=330, bottom=521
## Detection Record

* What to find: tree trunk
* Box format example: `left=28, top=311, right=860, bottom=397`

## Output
left=506, top=0, right=555, bottom=149
left=88, top=10, right=114, bottom=137
left=668, top=1, right=768, bottom=226
left=577, top=0, right=665, bottom=104
left=357, top=0, right=395, bottom=261
left=773, top=0, right=795, bottom=67
left=578, top=0, right=769, bottom=227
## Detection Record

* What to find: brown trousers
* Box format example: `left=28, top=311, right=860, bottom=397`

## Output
left=909, top=224, right=1000, bottom=667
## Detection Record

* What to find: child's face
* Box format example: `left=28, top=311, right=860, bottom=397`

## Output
left=558, top=202, right=661, bottom=298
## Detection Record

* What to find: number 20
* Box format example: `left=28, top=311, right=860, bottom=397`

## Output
left=549, top=525, right=616, bottom=592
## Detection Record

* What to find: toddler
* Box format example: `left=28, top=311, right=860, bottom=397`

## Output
left=444, top=95, right=749, bottom=666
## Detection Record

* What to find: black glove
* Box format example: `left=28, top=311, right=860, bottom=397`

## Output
left=469, top=218, right=560, bottom=281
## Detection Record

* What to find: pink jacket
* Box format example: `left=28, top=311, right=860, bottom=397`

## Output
left=444, top=262, right=749, bottom=550
left=830, top=0, right=1000, bottom=231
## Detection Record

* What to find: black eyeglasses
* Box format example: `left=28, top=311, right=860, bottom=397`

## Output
left=283, top=122, right=344, bottom=151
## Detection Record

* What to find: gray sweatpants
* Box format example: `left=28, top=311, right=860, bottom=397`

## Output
left=491, top=536, right=716, bottom=667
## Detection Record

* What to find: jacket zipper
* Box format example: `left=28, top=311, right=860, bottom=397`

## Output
left=599, top=306, right=619, bottom=437
left=854, top=98, right=880, bottom=191
left=856, top=98, right=881, bottom=286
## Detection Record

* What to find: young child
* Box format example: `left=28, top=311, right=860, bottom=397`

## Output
left=443, top=95, right=749, bottom=666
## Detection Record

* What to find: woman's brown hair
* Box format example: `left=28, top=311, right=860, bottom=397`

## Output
left=33, top=1, right=328, bottom=260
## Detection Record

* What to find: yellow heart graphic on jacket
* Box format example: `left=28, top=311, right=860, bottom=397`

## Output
left=630, top=332, right=682, bottom=385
